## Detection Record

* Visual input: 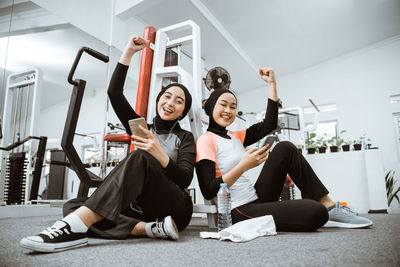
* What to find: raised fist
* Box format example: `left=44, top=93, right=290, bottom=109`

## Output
left=259, top=67, right=276, bottom=84
left=126, top=36, right=149, bottom=53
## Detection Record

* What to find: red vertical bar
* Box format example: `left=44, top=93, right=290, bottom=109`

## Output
left=130, top=26, right=157, bottom=152
left=135, top=26, right=157, bottom=119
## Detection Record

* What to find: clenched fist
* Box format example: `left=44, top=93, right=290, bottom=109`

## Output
left=126, top=36, right=149, bottom=53
left=259, top=67, right=276, bottom=85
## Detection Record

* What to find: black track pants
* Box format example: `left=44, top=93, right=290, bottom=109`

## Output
left=232, top=141, right=329, bottom=232
left=63, top=150, right=193, bottom=239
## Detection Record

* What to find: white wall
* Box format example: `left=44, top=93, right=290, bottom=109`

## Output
left=238, top=36, right=400, bottom=209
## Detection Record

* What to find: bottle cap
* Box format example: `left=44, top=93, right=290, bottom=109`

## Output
left=220, top=183, right=227, bottom=187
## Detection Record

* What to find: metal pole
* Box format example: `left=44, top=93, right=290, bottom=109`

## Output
left=177, top=45, right=182, bottom=83
left=22, top=83, right=31, bottom=152
left=17, top=86, right=24, bottom=152
left=12, top=87, right=20, bottom=149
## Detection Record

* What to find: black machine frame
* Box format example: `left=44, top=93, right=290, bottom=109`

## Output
left=61, top=47, right=109, bottom=197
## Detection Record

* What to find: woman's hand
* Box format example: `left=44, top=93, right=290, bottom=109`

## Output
left=131, top=125, right=170, bottom=168
left=259, top=67, right=278, bottom=101
left=220, top=144, right=270, bottom=188
left=240, top=144, right=270, bottom=171
left=259, top=67, right=276, bottom=85
left=126, top=36, right=149, bottom=54
left=119, top=36, right=150, bottom=65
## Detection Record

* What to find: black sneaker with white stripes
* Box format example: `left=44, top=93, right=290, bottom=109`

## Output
left=20, top=220, right=88, bottom=253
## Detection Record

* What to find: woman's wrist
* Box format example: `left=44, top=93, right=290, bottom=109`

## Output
left=268, top=81, right=278, bottom=101
left=159, top=153, right=170, bottom=169
left=268, top=81, right=276, bottom=89
left=238, top=161, right=249, bottom=173
left=119, top=50, right=136, bottom=66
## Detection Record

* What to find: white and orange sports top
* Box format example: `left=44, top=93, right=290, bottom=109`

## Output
left=196, top=131, right=258, bottom=209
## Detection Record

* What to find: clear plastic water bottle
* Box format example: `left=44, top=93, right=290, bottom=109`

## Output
left=362, top=139, right=367, bottom=150
left=217, top=183, right=232, bottom=232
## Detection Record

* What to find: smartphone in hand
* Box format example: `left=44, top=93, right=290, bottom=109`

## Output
left=261, top=135, right=279, bottom=150
left=128, top=118, right=148, bottom=138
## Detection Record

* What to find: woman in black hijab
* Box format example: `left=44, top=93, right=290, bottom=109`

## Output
left=21, top=36, right=196, bottom=253
left=195, top=67, right=372, bottom=233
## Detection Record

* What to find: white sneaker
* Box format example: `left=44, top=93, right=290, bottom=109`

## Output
left=148, top=216, right=179, bottom=240
left=20, top=220, right=88, bottom=253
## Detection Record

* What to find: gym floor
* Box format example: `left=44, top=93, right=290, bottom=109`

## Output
left=1, top=212, right=399, bottom=266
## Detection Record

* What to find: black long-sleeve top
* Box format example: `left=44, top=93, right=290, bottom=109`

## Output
left=195, top=98, right=278, bottom=199
left=107, top=63, right=196, bottom=189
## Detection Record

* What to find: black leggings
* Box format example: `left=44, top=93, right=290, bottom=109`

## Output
left=231, top=141, right=329, bottom=232
left=63, top=150, right=193, bottom=239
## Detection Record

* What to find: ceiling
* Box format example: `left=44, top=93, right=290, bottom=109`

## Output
left=1, top=0, right=400, bottom=111
left=134, top=0, right=400, bottom=93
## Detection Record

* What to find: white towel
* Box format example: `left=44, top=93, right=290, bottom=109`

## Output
left=200, top=215, right=276, bottom=242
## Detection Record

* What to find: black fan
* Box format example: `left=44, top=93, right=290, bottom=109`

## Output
left=203, top=67, right=231, bottom=91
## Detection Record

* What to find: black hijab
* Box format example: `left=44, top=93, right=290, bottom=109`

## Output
left=204, top=89, right=237, bottom=138
left=153, top=83, right=192, bottom=132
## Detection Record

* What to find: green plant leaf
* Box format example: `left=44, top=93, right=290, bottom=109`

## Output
left=385, top=170, right=400, bottom=205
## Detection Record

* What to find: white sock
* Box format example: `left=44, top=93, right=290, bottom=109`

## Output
left=62, top=213, right=88, bottom=233
left=145, top=222, right=157, bottom=238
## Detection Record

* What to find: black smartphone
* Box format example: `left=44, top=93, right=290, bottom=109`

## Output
left=261, top=135, right=278, bottom=149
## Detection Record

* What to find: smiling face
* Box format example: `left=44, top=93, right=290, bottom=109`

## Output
left=157, top=86, right=186, bottom=121
left=212, top=92, right=237, bottom=127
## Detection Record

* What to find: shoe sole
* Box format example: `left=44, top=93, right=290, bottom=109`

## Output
left=20, top=237, right=88, bottom=253
left=164, top=216, right=179, bottom=240
left=323, top=220, right=373, bottom=229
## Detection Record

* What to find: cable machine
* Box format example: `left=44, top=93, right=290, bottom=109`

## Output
left=0, top=69, right=47, bottom=205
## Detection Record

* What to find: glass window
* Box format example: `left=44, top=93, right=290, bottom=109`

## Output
left=306, top=120, right=338, bottom=139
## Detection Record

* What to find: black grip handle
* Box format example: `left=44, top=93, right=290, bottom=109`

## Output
left=68, top=47, right=109, bottom=86
left=84, top=47, right=109, bottom=63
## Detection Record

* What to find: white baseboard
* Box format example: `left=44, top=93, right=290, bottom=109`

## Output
left=0, top=204, right=62, bottom=219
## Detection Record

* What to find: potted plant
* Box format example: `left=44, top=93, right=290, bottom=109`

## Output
left=297, top=145, right=304, bottom=154
left=317, top=134, right=328, bottom=153
left=92, top=159, right=100, bottom=167
left=353, top=134, right=371, bottom=150
left=305, top=132, right=317, bottom=154
left=353, top=140, right=362, bottom=150
left=341, top=140, right=351, bottom=152
left=328, top=130, right=345, bottom=152
left=328, top=137, right=339, bottom=152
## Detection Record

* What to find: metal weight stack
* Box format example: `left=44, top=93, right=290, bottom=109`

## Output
left=4, top=152, right=27, bottom=204
left=279, top=176, right=296, bottom=201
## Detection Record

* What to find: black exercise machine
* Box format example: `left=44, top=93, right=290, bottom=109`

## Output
left=61, top=47, right=109, bottom=197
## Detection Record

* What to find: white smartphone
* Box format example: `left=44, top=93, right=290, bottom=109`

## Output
left=128, top=118, right=148, bottom=138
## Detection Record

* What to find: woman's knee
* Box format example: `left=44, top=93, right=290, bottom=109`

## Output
left=274, top=141, right=297, bottom=153
left=128, top=149, right=159, bottom=165
left=302, top=200, right=329, bottom=231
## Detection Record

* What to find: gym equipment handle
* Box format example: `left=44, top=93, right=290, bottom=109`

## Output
left=85, top=47, right=109, bottom=62
left=0, top=136, right=42, bottom=151
left=68, top=47, right=109, bottom=86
